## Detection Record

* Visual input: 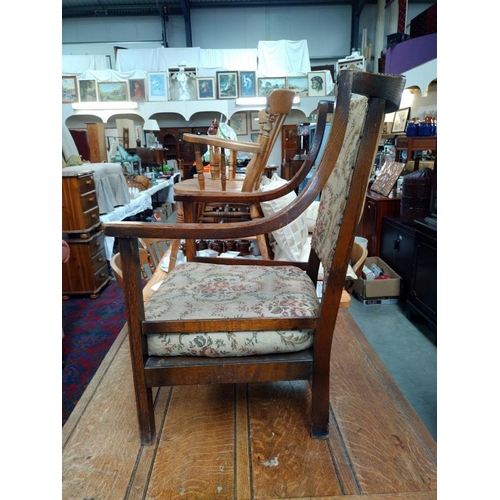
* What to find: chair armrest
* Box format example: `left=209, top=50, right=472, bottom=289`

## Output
left=182, top=133, right=261, bottom=154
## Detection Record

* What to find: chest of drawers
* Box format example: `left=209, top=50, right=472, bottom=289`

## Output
left=62, top=171, right=110, bottom=298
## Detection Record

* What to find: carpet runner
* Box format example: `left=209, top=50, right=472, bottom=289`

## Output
left=62, top=280, right=127, bottom=425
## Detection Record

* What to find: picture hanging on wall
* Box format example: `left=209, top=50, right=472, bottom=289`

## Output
left=250, top=111, right=260, bottom=131
left=78, top=79, right=97, bottom=102
left=217, top=71, right=238, bottom=99
left=129, top=78, right=146, bottom=101
left=392, top=107, right=411, bottom=133
left=238, top=71, right=256, bottom=97
left=230, top=112, right=248, bottom=135
left=258, top=77, right=286, bottom=97
left=97, top=81, right=128, bottom=102
left=307, top=72, right=327, bottom=97
left=196, top=77, right=215, bottom=100
left=62, top=76, right=78, bottom=103
left=286, top=76, right=308, bottom=96
left=147, top=72, right=168, bottom=101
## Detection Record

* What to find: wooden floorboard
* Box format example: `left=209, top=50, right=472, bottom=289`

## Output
left=62, top=310, right=437, bottom=500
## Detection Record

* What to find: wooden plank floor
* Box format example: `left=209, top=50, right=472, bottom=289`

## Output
left=62, top=310, right=437, bottom=500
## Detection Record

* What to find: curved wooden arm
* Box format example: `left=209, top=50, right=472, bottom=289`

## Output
left=182, top=133, right=261, bottom=154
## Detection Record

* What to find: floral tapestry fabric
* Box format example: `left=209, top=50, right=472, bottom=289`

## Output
left=145, top=262, right=319, bottom=357
left=311, top=96, right=368, bottom=285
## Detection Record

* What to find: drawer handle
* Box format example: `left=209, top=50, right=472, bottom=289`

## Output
left=88, top=196, right=95, bottom=202
left=97, top=257, right=103, bottom=262
left=85, top=180, right=92, bottom=185
left=91, top=214, right=97, bottom=219
left=95, top=241, right=101, bottom=247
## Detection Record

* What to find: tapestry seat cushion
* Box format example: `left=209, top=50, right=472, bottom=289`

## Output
left=145, top=262, right=319, bottom=357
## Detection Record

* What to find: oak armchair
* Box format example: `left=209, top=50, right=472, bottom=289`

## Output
left=104, top=70, right=405, bottom=445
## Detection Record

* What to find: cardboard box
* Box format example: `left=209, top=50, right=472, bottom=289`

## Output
left=353, top=293, right=399, bottom=306
left=353, top=256, right=401, bottom=299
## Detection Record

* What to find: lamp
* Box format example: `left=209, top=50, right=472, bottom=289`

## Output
left=144, top=119, right=160, bottom=148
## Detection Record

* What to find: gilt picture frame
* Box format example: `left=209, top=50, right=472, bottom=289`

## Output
left=217, top=71, right=238, bottom=99
left=258, top=77, right=286, bottom=97
left=62, top=76, right=78, bottom=103
left=129, top=78, right=146, bottom=101
left=230, top=112, right=248, bottom=135
left=286, top=76, right=308, bottom=96
left=392, top=107, right=411, bottom=134
left=238, top=71, right=256, bottom=97
left=250, top=111, right=260, bottom=131
left=196, top=77, right=215, bottom=100
left=78, top=79, right=97, bottom=102
left=97, top=81, right=128, bottom=102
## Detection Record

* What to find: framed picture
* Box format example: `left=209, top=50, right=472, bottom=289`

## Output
left=258, top=77, right=286, bottom=97
left=371, top=160, right=405, bottom=197
left=147, top=72, right=168, bottom=101
left=286, top=76, right=308, bottom=96
left=216, top=71, right=238, bottom=99
left=250, top=111, right=261, bottom=131
left=238, top=71, right=256, bottom=97
left=195, top=77, right=215, bottom=100
left=392, top=107, right=411, bottom=133
left=230, top=112, right=247, bottom=135
left=129, top=78, right=146, bottom=101
left=97, top=81, right=128, bottom=102
left=307, top=72, right=327, bottom=97
left=78, top=79, right=97, bottom=102
left=62, top=76, right=78, bottom=103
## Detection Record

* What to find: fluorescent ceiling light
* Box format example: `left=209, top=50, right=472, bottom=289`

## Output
left=71, top=102, right=138, bottom=110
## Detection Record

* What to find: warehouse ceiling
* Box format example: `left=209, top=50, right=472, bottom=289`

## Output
left=61, top=0, right=416, bottom=20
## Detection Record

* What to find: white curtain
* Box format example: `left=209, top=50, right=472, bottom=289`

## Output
left=116, top=47, right=201, bottom=72
left=257, top=40, right=311, bottom=76
left=63, top=42, right=308, bottom=76
left=62, top=55, right=108, bottom=74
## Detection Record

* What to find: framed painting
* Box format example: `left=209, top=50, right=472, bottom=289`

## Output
left=216, top=71, right=238, bottom=99
left=371, top=160, right=405, bottom=197
left=238, top=71, right=256, bottom=97
left=286, top=76, right=308, bottom=96
left=78, top=79, right=97, bottom=102
left=392, top=107, right=411, bottom=133
left=196, top=77, right=215, bottom=100
left=97, top=81, right=128, bottom=102
left=129, top=78, right=146, bottom=101
left=62, top=76, right=78, bottom=103
left=307, top=72, right=327, bottom=97
left=230, top=112, right=247, bottom=135
left=147, top=72, right=168, bottom=101
left=258, top=77, right=286, bottom=97
left=250, top=111, right=260, bottom=131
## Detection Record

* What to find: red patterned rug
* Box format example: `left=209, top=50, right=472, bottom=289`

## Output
left=62, top=280, right=127, bottom=426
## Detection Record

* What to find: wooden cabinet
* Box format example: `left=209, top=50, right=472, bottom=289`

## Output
left=281, top=125, right=298, bottom=163
left=380, top=217, right=416, bottom=300
left=281, top=159, right=303, bottom=181
left=62, top=230, right=109, bottom=299
left=62, top=171, right=100, bottom=234
left=159, top=127, right=209, bottom=177
left=407, top=219, right=437, bottom=337
left=62, top=171, right=110, bottom=298
left=86, top=123, right=107, bottom=163
left=356, top=190, right=401, bottom=257
left=395, top=136, right=437, bottom=163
